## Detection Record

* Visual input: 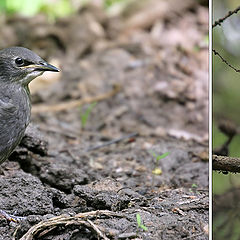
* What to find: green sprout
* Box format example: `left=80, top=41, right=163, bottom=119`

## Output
left=136, top=213, right=148, bottom=231
left=191, top=183, right=198, bottom=188
left=80, top=102, right=97, bottom=129
left=189, top=183, right=198, bottom=193
left=149, top=150, right=170, bottom=175
left=149, top=151, right=169, bottom=161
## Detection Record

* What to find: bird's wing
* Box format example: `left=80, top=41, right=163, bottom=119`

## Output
left=0, top=99, right=18, bottom=141
left=0, top=99, right=18, bottom=163
left=0, top=99, right=17, bottom=121
left=0, top=99, right=18, bottom=139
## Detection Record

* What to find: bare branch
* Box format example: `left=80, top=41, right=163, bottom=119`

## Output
left=213, top=6, right=240, bottom=28
left=212, top=49, right=240, bottom=73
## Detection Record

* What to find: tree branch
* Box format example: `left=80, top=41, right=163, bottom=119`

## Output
left=213, top=155, right=240, bottom=173
left=212, top=6, right=240, bottom=28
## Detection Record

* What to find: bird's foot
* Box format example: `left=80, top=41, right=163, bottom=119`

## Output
left=0, top=209, right=26, bottom=223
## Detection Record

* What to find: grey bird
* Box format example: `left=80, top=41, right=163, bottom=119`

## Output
left=0, top=46, right=59, bottom=164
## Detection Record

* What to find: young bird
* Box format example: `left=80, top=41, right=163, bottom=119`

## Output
left=0, top=46, right=59, bottom=164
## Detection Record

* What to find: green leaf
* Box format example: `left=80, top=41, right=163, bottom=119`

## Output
left=140, top=224, right=148, bottom=231
left=149, top=150, right=170, bottom=161
left=136, top=213, right=141, bottom=226
left=156, top=152, right=170, bottom=161
left=136, top=213, right=148, bottom=231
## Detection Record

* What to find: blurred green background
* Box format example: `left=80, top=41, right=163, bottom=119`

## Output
left=213, top=0, right=240, bottom=193
left=213, top=0, right=240, bottom=239
left=0, top=0, right=130, bottom=20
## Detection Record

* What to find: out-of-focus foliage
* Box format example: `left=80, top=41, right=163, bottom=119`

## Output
left=0, top=0, right=130, bottom=19
left=104, top=0, right=128, bottom=7
left=0, top=0, right=74, bottom=19
left=213, top=0, right=240, bottom=158
left=213, top=1, right=240, bottom=239
left=213, top=0, right=240, bottom=196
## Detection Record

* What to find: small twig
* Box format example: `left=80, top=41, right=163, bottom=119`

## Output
left=212, top=6, right=240, bottom=28
left=86, top=132, right=138, bottom=152
left=212, top=49, right=240, bottom=73
left=32, top=85, right=121, bottom=113
left=213, top=155, right=240, bottom=173
left=87, top=219, right=109, bottom=240
left=38, top=226, right=57, bottom=238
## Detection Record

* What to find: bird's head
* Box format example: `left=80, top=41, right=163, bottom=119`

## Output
left=0, top=46, right=59, bottom=86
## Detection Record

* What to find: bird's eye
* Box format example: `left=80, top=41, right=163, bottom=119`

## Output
left=15, top=58, right=24, bottom=66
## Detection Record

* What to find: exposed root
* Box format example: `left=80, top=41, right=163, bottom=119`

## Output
left=18, top=210, right=123, bottom=240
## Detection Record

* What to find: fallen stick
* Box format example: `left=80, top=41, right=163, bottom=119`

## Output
left=32, top=85, right=121, bottom=113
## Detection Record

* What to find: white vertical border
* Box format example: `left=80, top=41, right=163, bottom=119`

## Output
left=209, top=0, right=212, bottom=239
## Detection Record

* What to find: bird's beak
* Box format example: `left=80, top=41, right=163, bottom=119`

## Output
left=33, top=62, right=60, bottom=72
left=22, top=62, right=60, bottom=72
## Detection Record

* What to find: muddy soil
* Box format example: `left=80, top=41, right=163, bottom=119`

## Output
left=0, top=0, right=208, bottom=239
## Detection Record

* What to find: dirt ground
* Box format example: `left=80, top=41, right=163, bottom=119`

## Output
left=0, top=0, right=209, bottom=239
